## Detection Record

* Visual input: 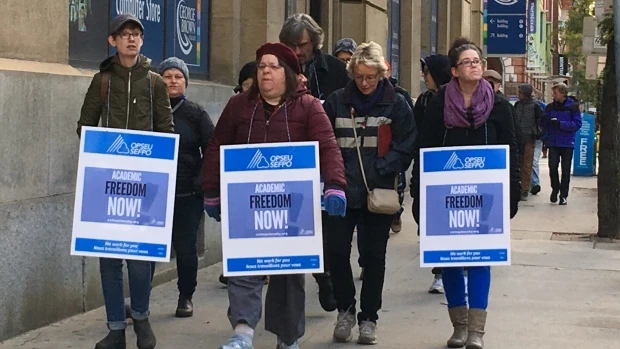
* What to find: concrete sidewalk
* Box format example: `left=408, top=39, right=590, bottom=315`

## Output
left=2, top=169, right=619, bottom=349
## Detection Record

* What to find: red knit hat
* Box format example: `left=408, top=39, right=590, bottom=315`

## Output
left=256, top=43, right=302, bottom=75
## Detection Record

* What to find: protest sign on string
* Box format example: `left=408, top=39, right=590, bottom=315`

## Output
left=71, top=127, right=179, bottom=262
left=220, top=142, right=323, bottom=276
left=420, top=145, right=511, bottom=268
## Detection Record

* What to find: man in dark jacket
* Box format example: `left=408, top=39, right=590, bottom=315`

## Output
left=77, top=14, right=173, bottom=349
left=280, top=13, right=350, bottom=312
left=514, top=84, right=544, bottom=201
left=280, top=13, right=350, bottom=101
left=483, top=70, right=523, bottom=164
left=543, top=83, right=582, bottom=205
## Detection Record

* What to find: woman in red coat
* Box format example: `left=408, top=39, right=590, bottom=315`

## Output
left=201, top=43, right=347, bottom=349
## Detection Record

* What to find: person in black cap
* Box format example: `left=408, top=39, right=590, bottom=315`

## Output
left=333, top=38, right=357, bottom=65
left=410, top=54, right=452, bottom=295
left=77, top=13, right=173, bottom=349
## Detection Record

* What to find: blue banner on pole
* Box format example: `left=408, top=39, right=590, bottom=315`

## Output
left=485, top=0, right=527, bottom=56
left=109, top=0, right=165, bottom=64
left=528, top=0, right=537, bottom=33
left=573, top=113, right=596, bottom=176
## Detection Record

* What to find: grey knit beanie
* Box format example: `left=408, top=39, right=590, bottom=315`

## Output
left=159, top=57, right=189, bottom=87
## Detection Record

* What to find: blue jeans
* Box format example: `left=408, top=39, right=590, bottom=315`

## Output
left=531, top=140, right=543, bottom=188
left=100, top=258, right=153, bottom=330
left=442, top=266, right=491, bottom=310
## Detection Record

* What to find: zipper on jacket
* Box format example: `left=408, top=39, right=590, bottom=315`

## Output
left=264, top=119, right=270, bottom=142
left=125, top=71, right=132, bottom=129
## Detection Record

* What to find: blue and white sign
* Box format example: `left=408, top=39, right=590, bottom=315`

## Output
left=573, top=113, right=596, bottom=176
left=221, top=142, right=323, bottom=276
left=110, top=0, right=165, bottom=64
left=71, top=127, right=179, bottom=262
left=485, top=0, right=527, bottom=56
left=420, top=145, right=511, bottom=267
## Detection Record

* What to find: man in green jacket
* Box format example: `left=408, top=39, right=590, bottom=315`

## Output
left=76, top=13, right=173, bottom=349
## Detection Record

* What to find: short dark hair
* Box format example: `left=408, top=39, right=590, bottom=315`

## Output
left=448, top=37, right=482, bottom=67
left=252, top=58, right=299, bottom=102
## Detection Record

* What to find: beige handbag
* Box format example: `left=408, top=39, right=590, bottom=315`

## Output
left=351, top=113, right=401, bottom=215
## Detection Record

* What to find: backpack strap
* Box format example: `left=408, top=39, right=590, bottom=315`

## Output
left=100, top=72, right=110, bottom=104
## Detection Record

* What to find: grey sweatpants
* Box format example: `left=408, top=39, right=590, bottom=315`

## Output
left=227, top=274, right=305, bottom=345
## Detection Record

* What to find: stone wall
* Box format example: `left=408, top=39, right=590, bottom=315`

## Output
left=0, top=61, right=232, bottom=341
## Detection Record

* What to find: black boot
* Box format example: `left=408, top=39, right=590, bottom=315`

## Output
left=95, top=329, right=126, bottom=349
left=175, top=295, right=194, bottom=318
left=133, top=318, right=157, bottom=349
left=124, top=304, right=133, bottom=321
left=316, top=275, right=337, bottom=312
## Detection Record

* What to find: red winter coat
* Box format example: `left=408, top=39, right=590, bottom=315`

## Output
left=202, top=85, right=346, bottom=197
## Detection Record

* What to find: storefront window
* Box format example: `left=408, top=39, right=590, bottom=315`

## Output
left=387, top=0, right=400, bottom=80
left=69, top=0, right=210, bottom=76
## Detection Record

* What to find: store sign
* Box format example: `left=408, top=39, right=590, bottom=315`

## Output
left=166, top=0, right=209, bottom=73
left=484, top=0, right=528, bottom=56
left=557, top=54, right=568, bottom=76
left=110, top=0, right=166, bottom=65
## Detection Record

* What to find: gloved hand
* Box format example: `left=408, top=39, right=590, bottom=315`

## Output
left=510, top=184, right=520, bottom=219
left=374, top=157, right=392, bottom=176
left=324, top=189, right=347, bottom=217
left=550, top=118, right=560, bottom=129
left=204, top=197, right=221, bottom=222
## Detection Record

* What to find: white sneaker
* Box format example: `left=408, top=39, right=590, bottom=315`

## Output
left=428, top=276, right=444, bottom=294
left=333, top=310, right=356, bottom=343
left=276, top=338, right=299, bottom=349
left=357, top=321, right=378, bottom=345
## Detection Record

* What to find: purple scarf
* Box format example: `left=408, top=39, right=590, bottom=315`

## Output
left=443, top=78, right=494, bottom=129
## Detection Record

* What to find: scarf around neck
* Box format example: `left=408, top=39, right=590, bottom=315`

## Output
left=443, top=78, right=494, bottom=129
left=351, top=79, right=385, bottom=116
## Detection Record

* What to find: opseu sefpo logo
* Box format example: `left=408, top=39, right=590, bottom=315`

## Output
left=494, top=0, right=519, bottom=5
left=176, top=0, right=197, bottom=55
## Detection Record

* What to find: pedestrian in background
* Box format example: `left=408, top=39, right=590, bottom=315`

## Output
left=411, top=54, right=452, bottom=295
left=159, top=57, right=214, bottom=318
left=414, top=38, right=520, bottom=349
left=514, top=84, right=544, bottom=201
left=333, top=38, right=357, bottom=66
left=530, top=99, right=548, bottom=196
left=77, top=14, right=174, bottom=349
left=323, top=41, right=416, bottom=345
left=202, top=43, right=347, bottom=349
left=280, top=13, right=350, bottom=312
left=543, top=83, right=582, bottom=205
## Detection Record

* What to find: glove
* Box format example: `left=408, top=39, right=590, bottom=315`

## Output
left=324, top=189, right=347, bottom=217
left=204, top=197, right=221, bottom=222
left=374, top=157, right=392, bottom=176
left=550, top=118, right=560, bottom=129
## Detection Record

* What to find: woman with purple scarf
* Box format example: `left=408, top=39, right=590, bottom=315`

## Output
left=413, top=38, right=520, bottom=349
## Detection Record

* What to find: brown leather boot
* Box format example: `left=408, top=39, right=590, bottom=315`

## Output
left=447, top=306, right=468, bottom=348
left=466, top=308, right=487, bottom=349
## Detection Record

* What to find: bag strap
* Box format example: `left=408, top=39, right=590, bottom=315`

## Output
left=100, top=72, right=110, bottom=104
left=350, top=109, right=371, bottom=193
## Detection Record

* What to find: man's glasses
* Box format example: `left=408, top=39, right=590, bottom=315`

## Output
left=118, top=31, right=143, bottom=40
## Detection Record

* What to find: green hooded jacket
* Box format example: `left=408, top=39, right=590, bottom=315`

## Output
left=77, top=54, right=174, bottom=135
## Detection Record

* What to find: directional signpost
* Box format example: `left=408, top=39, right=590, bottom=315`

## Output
left=484, top=0, right=527, bottom=56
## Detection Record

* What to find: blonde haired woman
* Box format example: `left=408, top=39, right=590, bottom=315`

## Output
left=323, top=41, right=416, bottom=345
